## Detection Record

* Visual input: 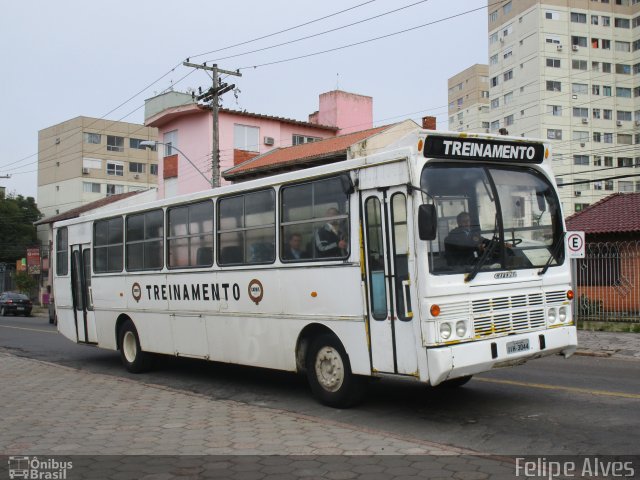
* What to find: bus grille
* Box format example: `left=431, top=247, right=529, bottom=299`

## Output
left=472, top=293, right=546, bottom=337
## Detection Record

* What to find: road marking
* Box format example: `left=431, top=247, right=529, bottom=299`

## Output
left=476, top=377, right=640, bottom=400
left=0, top=324, right=57, bottom=334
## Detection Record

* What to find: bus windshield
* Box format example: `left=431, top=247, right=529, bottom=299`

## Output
left=421, top=163, right=563, bottom=275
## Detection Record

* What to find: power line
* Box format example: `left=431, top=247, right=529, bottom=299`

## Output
left=237, top=1, right=502, bottom=70
left=204, top=0, right=431, bottom=64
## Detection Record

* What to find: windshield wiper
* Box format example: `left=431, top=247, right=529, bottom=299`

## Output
left=465, top=236, right=499, bottom=283
left=538, top=232, right=565, bottom=276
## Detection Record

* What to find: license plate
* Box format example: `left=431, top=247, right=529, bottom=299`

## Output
left=17, top=307, right=24, bottom=311
left=507, top=339, right=530, bottom=354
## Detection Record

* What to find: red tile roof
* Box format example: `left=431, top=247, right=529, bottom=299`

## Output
left=223, top=125, right=392, bottom=180
left=565, top=193, right=640, bottom=234
left=35, top=191, right=145, bottom=225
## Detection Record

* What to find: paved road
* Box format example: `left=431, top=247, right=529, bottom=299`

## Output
left=1, top=314, right=639, bottom=456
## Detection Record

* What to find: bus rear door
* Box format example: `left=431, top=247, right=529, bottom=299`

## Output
left=70, top=244, right=97, bottom=344
left=362, top=187, right=418, bottom=375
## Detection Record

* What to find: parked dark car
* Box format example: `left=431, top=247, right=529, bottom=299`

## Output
left=0, top=292, right=33, bottom=316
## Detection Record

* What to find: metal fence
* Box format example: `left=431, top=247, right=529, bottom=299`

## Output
left=0, top=263, right=16, bottom=293
left=575, top=240, right=640, bottom=323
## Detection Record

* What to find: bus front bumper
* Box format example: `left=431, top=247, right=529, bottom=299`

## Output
left=426, top=326, right=577, bottom=386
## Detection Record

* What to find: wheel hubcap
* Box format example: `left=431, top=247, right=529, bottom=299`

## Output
left=123, top=331, right=137, bottom=363
left=315, top=346, right=344, bottom=392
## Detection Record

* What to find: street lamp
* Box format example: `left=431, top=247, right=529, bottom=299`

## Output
left=139, top=140, right=213, bottom=188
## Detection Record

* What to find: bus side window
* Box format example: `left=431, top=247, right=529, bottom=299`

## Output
left=168, top=200, right=214, bottom=268
left=56, top=227, right=69, bottom=276
left=391, top=193, right=410, bottom=321
left=364, top=197, right=387, bottom=319
left=280, top=177, right=350, bottom=262
left=218, top=190, right=275, bottom=265
left=126, top=209, right=164, bottom=271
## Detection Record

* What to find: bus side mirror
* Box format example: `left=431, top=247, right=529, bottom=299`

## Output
left=339, top=174, right=355, bottom=195
left=418, top=204, right=437, bottom=241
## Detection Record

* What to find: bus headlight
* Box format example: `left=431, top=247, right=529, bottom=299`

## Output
left=440, top=322, right=452, bottom=340
left=456, top=321, right=467, bottom=338
left=547, top=308, right=557, bottom=323
left=559, top=306, right=567, bottom=322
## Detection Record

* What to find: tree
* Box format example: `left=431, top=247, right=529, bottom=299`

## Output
left=15, top=271, right=37, bottom=295
left=0, top=194, right=43, bottom=264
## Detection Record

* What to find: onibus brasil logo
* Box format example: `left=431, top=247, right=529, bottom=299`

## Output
left=7, top=456, right=72, bottom=479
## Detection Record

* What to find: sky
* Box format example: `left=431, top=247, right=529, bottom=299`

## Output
left=0, top=0, right=488, bottom=200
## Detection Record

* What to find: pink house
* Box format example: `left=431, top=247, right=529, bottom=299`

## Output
left=144, top=90, right=373, bottom=197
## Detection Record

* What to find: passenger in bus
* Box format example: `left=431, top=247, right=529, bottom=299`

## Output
left=283, top=233, right=307, bottom=260
left=315, top=207, right=348, bottom=258
left=444, top=212, right=486, bottom=266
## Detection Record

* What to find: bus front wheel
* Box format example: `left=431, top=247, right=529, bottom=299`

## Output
left=306, top=334, right=364, bottom=408
left=118, top=319, right=152, bottom=373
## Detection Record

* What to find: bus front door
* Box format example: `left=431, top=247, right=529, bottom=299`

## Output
left=362, top=188, right=418, bottom=375
left=70, top=245, right=97, bottom=344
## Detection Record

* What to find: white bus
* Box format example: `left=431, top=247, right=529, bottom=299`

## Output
left=53, top=130, right=577, bottom=407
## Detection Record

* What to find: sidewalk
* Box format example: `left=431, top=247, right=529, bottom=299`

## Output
left=0, top=351, right=523, bottom=478
left=576, top=330, right=640, bottom=360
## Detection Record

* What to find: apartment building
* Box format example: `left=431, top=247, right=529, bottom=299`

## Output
left=38, top=116, right=159, bottom=220
left=487, top=0, right=639, bottom=214
left=447, top=64, right=491, bottom=132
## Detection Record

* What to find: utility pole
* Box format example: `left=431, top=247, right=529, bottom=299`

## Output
left=183, top=61, right=242, bottom=188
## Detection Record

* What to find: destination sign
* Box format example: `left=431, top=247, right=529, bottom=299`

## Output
left=423, top=136, right=545, bottom=164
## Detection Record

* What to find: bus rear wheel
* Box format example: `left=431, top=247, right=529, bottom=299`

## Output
left=118, top=319, right=152, bottom=373
left=306, top=334, right=364, bottom=408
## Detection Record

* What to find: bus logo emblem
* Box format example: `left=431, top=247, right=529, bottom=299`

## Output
left=248, top=279, right=264, bottom=305
left=132, top=283, right=142, bottom=303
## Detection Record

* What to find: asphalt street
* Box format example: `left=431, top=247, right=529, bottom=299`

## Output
left=1, top=313, right=639, bottom=456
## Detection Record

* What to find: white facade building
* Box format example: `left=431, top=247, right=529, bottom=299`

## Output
left=487, top=0, right=639, bottom=213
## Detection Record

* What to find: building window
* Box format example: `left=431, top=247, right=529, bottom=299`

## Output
left=591, top=15, right=599, bottom=25
left=126, top=209, right=164, bottom=271
left=489, top=32, right=499, bottom=45
left=571, top=36, right=587, bottom=47
left=603, top=109, right=613, bottom=120
left=573, top=107, right=589, bottom=118
left=546, top=58, right=561, bottom=68
left=616, top=63, right=631, bottom=75
left=574, top=155, right=589, bottom=165
left=83, top=182, right=101, bottom=193
left=617, top=110, right=632, bottom=121
left=572, top=83, right=588, bottom=95
left=545, top=10, right=560, bottom=20
left=489, top=10, right=498, bottom=22
left=292, top=134, right=321, bottom=146
left=618, top=157, right=633, bottom=167
left=546, top=81, right=561, bottom=92
left=491, top=98, right=500, bottom=109
left=616, top=87, right=632, bottom=98
left=574, top=204, right=590, bottom=213
left=592, top=85, right=601, bottom=95
left=490, top=53, right=498, bottom=65
left=615, top=41, right=631, bottom=52
left=547, top=129, right=562, bottom=140
left=593, top=108, right=601, bottom=119
left=545, top=35, right=561, bottom=44
left=605, top=180, right=614, bottom=190
left=572, top=59, right=587, bottom=70
left=619, top=181, right=634, bottom=192
left=233, top=124, right=260, bottom=152
left=106, top=135, right=124, bottom=152
left=129, top=162, right=146, bottom=174
left=130, top=138, right=155, bottom=150
left=280, top=177, right=350, bottom=262
left=504, top=115, right=514, bottom=126
left=218, top=189, right=275, bottom=265
left=594, top=156, right=603, bottom=166
left=164, top=130, right=177, bottom=156
left=602, top=16, right=610, bottom=26
left=106, top=162, right=124, bottom=176
left=503, top=69, right=513, bottom=81
left=547, top=105, right=562, bottom=116
left=602, top=62, right=612, bottom=73
left=503, top=1, right=512, bottom=14
left=491, top=76, right=499, bottom=87
left=555, top=177, right=564, bottom=188
left=593, top=132, right=602, bottom=142
left=168, top=200, right=214, bottom=268
left=150, top=164, right=158, bottom=175
left=55, top=228, right=68, bottom=276
left=573, top=131, right=589, bottom=142
left=83, top=133, right=101, bottom=144
left=604, top=133, right=614, bottom=143
left=503, top=92, right=513, bottom=105
left=106, top=184, right=124, bottom=196
left=614, top=17, right=630, bottom=28
left=604, top=157, right=614, bottom=167
left=570, top=12, right=586, bottom=23
left=94, top=217, right=123, bottom=273
left=603, top=86, right=612, bottom=96
left=490, top=120, right=500, bottom=131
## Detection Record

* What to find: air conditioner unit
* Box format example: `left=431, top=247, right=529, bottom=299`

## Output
left=616, top=120, right=623, bottom=126
left=635, top=120, right=640, bottom=126
left=82, top=167, right=90, bottom=174
left=572, top=45, right=579, bottom=51
left=581, top=118, right=588, bottom=124
left=263, top=136, right=275, bottom=146
left=134, top=174, right=140, bottom=179
left=580, top=143, right=586, bottom=147
left=574, top=191, right=581, bottom=197
left=557, top=44, right=563, bottom=51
